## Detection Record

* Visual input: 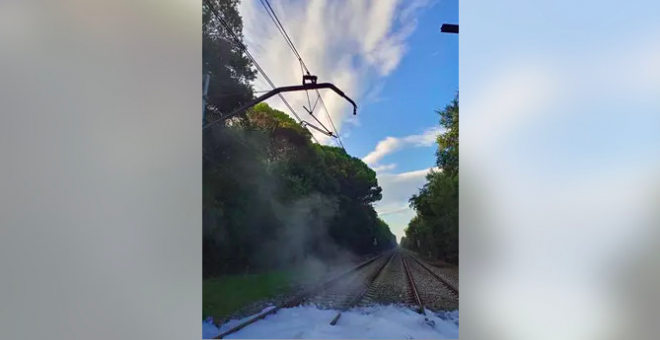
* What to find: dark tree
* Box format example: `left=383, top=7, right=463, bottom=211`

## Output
left=202, top=1, right=396, bottom=278
left=402, top=93, right=459, bottom=264
left=203, top=0, right=256, bottom=122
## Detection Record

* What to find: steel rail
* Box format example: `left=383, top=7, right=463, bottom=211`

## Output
left=406, top=251, right=458, bottom=295
left=328, top=252, right=395, bottom=325
left=401, top=252, right=426, bottom=315
left=214, top=250, right=392, bottom=339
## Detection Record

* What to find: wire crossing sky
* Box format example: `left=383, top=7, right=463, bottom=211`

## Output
left=238, top=0, right=458, bottom=241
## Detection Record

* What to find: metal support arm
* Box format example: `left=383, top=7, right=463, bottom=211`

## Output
left=203, top=82, right=357, bottom=130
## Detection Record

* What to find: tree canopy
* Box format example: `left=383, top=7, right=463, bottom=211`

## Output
left=202, top=0, right=395, bottom=278
left=203, top=0, right=256, bottom=122
left=401, top=94, right=459, bottom=264
left=203, top=103, right=396, bottom=277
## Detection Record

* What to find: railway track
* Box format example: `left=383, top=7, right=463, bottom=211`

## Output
left=403, top=252, right=458, bottom=312
left=214, top=248, right=457, bottom=339
left=401, top=252, right=425, bottom=315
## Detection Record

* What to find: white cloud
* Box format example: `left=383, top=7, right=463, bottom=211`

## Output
left=378, top=166, right=438, bottom=183
left=362, top=127, right=441, bottom=166
left=377, top=205, right=410, bottom=216
left=376, top=167, right=437, bottom=208
left=402, top=127, right=441, bottom=146
left=238, top=0, right=432, bottom=143
left=362, top=137, right=401, bottom=166
left=384, top=167, right=439, bottom=180
left=374, top=166, right=439, bottom=240
left=372, top=163, right=397, bottom=172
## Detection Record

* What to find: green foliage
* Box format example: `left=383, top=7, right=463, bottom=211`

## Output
left=436, top=94, right=459, bottom=176
left=402, top=93, right=459, bottom=264
left=203, top=103, right=396, bottom=277
left=408, top=172, right=458, bottom=262
left=203, top=270, right=298, bottom=319
left=202, top=0, right=396, bottom=279
left=203, top=0, right=256, bottom=121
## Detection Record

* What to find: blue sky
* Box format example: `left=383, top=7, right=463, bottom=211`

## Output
left=350, top=1, right=458, bottom=166
left=238, top=0, right=458, bottom=242
left=235, top=0, right=660, bottom=337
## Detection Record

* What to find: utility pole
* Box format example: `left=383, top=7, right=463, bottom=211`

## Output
left=202, top=72, right=211, bottom=124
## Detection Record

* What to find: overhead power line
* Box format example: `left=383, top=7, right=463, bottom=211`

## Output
left=318, top=95, right=345, bottom=149
left=203, top=0, right=320, bottom=143
left=203, top=82, right=357, bottom=131
left=259, top=0, right=310, bottom=74
left=258, top=0, right=346, bottom=150
left=211, top=89, right=270, bottom=99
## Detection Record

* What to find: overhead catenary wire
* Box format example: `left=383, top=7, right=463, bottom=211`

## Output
left=203, top=82, right=357, bottom=131
left=259, top=0, right=333, bottom=137
left=258, top=0, right=347, bottom=150
left=203, top=0, right=320, bottom=144
left=259, top=0, right=310, bottom=74
left=317, top=94, right=345, bottom=149
left=302, top=96, right=333, bottom=136
left=211, top=89, right=270, bottom=99
left=205, top=0, right=303, bottom=122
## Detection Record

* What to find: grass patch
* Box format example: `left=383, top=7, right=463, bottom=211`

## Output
left=203, top=270, right=300, bottom=319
